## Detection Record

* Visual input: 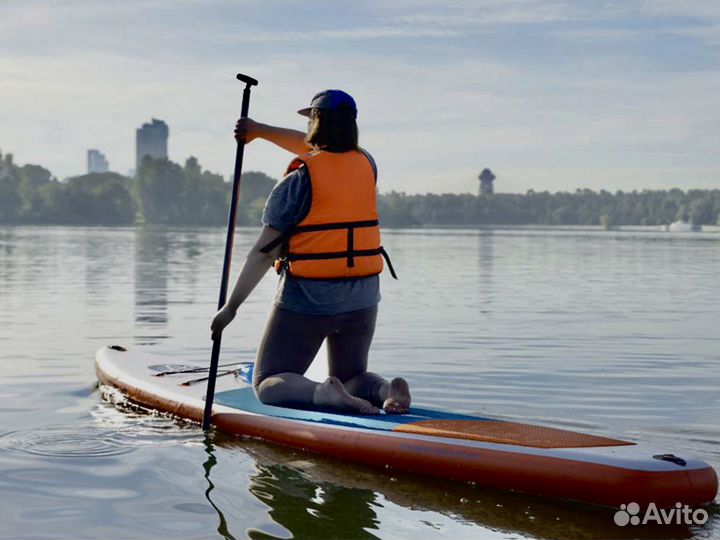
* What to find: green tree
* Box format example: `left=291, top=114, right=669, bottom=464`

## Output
left=0, top=151, right=22, bottom=223
left=688, top=196, right=715, bottom=225
left=54, top=173, right=137, bottom=225
left=238, top=171, right=276, bottom=225
left=136, top=157, right=187, bottom=224
left=182, top=156, right=229, bottom=225
left=18, top=163, right=54, bottom=222
left=551, top=205, right=577, bottom=225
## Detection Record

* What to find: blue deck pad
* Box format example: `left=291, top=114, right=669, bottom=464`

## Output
left=214, top=387, right=498, bottom=432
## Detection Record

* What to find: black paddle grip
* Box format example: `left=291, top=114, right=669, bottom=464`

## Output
left=236, top=73, right=259, bottom=87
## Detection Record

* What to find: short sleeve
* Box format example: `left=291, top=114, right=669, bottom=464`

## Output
left=261, top=166, right=311, bottom=232
left=359, top=148, right=377, bottom=181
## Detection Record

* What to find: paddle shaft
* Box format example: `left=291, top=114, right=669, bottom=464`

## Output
left=203, top=74, right=258, bottom=430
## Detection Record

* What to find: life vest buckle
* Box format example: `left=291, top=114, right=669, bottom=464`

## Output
left=273, top=257, right=289, bottom=275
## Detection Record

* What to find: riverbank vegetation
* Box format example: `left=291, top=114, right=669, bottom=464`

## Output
left=2, top=150, right=719, bottom=227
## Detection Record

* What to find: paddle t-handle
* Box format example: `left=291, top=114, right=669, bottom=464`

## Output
left=236, top=73, right=258, bottom=87
left=203, top=72, right=259, bottom=431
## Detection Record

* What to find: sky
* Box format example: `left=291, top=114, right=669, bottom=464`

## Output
left=1, top=0, right=719, bottom=194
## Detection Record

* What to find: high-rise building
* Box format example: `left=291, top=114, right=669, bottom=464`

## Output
left=87, top=149, right=109, bottom=174
left=136, top=118, right=168, bottom=170
left=479, top=168, right=496, bottom=195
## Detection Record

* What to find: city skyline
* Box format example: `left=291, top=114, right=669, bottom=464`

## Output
left=87, top=149, right=109, bottom=174
left=2, top=1, right=719, bottom=194
left=81, top=118, right=169, bottom=178
left=136, top=118, right=169, bottom=171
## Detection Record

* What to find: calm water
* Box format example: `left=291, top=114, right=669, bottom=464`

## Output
left=0, top=225, right=718, bottom=540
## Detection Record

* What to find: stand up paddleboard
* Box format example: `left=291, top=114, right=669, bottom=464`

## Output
left=95, top=345, right=717, bottom=509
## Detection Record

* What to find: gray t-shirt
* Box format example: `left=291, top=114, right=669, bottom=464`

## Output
left=261, top=152, right=381, bottom=315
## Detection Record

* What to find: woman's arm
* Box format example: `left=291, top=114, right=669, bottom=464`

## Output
left=210, top=225, right=284, bottom=337
left=235, top=118, right=311, bottom=155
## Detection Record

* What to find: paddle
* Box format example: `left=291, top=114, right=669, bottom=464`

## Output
left=203, top=72, right=259, bottom=431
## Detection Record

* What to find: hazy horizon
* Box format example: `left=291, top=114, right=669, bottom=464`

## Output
left=2, top=0, right=719, bottom=194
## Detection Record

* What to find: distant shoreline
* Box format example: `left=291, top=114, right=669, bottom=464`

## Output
left=3, top=153, right=719, bottom=229
left=2, top=223, right=719, bottom=234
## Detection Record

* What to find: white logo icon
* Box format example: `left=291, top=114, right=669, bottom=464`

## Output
left=614, top=502, right=709, bottom=526
left=614, top=502, right=641, bottom=526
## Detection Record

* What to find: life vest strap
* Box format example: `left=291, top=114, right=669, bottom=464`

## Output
left=293, top=219, right=379, bottom=233
left=285, top=246, right=398, bottom=280
left=347, top=226, right=355, bottom=268
left=286, top=248, right=381, bottom=261
left=259, top=233, right=290, bottom=254
left=259, top=219, right=380, bottom=254
left=379, top=246, right=398, bottom=280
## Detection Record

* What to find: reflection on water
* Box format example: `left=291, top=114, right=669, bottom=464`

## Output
left=477, top=231, right=494, bottom=313
left=0, top=225, right=719, bottom=539
left=247, top=464, right=380, bottom=540
left=84, top=232, right=114, bottom=306
left=134, top=228, right=169, bottom=338
left=203, top=435, right=238, bottom=540
left=215, top=434, right=714, bottom=540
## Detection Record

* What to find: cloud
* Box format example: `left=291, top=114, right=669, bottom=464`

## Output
left=376, top=0, right=595, bottom=26
left=220, top=26, right=461, bottom=45
left=1, top=0, right=718, bottom=192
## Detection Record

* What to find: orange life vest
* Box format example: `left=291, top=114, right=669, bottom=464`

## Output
left=260, top=150, right=397, bottom=280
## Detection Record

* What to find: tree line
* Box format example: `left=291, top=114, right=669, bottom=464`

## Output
left=0, top=151, right=274, bottom=226
left=378, top=188, right=720, bottom=228
left=1, top=149, right=719, bottom=227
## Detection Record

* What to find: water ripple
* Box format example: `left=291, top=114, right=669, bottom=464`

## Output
left=0, top=426, right=135, bottom=458
left=0, top=388, right=201, bottom=459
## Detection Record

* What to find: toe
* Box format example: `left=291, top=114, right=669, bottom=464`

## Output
left=383, top=399, right=406, bottom=414
left=361, top=401, right=380, bottom=415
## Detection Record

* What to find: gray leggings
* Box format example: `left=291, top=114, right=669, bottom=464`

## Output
left=253, top=305, right=388, bottom=408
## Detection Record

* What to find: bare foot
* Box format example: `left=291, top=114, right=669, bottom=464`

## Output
left=313, top=376, right=380, bottom=415
left=383, top=377, right=411, bottom=414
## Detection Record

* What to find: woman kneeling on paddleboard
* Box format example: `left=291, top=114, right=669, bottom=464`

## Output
left=211, top=90, right=410, bottom=415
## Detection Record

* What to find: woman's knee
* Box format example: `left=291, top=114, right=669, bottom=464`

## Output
left=252, top=373, right=316, bottom=408
left=253, top=376, right=275, bottom=405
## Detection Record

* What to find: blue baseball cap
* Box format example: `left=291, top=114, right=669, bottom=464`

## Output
left=298, top=89, right=357, bottom=118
